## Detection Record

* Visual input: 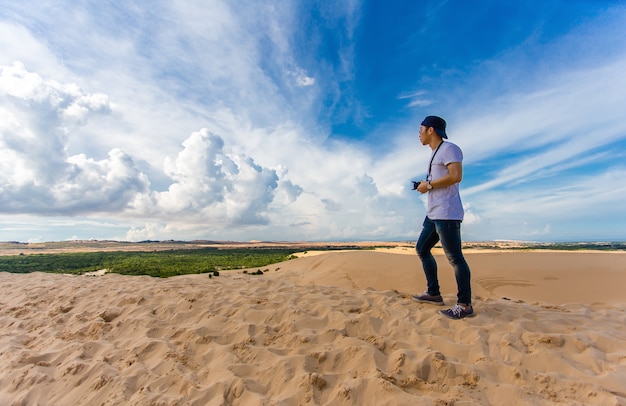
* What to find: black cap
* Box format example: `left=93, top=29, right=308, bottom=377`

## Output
left=421, top=116, right=447, bottom=139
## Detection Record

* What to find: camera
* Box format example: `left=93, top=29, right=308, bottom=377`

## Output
left=412, top=181, right=420, bottom=190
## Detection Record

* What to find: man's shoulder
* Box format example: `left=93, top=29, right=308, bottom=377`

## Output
left=441, top=141, right=463, bottom=155
left=442, top=140, right=461, bottom=150
left=439, top=141, right=463, bottom=163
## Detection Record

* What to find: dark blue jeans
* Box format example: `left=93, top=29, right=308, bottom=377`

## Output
left=415, top=217, right=472, bottom=305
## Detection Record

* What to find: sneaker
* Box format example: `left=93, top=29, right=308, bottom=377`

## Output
left=412, top=292, right=444, bottom=306
left=439, top=304, right=475, bottom=320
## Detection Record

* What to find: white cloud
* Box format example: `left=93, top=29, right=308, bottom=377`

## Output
left=293, top=69, right=316, bottom=87
left=152, top=129, right=281, bottom=226
left=0, top=62, right=148, bottom=215
left=399, top=91, right=434, bottom=108
left=125, top=222, right=168, bottom=242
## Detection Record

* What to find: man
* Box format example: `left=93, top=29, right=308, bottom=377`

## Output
left=412, top=115, right=474, bottom=320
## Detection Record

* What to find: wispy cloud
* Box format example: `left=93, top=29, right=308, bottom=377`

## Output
left=398, top=91, right=434, bottom=108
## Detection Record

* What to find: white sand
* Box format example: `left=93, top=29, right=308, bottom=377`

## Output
left=1, top=250, right=625, bottom=405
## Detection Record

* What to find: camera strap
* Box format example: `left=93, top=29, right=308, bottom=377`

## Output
left=427, top=140, right=444, bottom=181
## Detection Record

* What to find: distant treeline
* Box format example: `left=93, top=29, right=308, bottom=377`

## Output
left=526, top=242, right=626, bottom=251
left=0, top=248, right=307, bottom=278
left=464, top=242, right=626, bottom=251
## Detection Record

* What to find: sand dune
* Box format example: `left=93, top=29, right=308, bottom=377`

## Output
left=1, top=250, right=625, bottom=405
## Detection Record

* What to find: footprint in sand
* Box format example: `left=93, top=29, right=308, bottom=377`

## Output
left=475, top=276, right=534, bottom=294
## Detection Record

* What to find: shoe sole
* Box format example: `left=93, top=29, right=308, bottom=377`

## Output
left=438, top=310, right=476, bottom=319
left=411, top=296, right=445, bottom=306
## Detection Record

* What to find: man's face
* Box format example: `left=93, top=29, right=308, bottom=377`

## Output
left=418, top=125, right=430, bottom=145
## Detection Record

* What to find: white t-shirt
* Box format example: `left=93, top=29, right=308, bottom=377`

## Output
left=426, top=141, right=464, bottom=221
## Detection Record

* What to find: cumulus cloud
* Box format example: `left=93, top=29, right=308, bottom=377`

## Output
left=0, top=62, right=110, bottom=121
left=0, top=62, right=149, bottom=215
left=0, top=63, right=303, bottom=230
left=151, top=129, right=281, bottom=226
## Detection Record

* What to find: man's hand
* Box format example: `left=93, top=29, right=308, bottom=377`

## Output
left=416, top=162, right=463, bottom=192
left=414, top=180, right=429, bottom=194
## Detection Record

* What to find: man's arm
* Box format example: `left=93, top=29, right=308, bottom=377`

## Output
left=417, top=162, right=462, bottom=193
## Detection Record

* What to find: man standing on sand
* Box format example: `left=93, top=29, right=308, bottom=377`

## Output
left=412, top=115, right=474, bottom=320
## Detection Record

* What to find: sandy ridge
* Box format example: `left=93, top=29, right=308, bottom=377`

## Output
left=1, top=250, right=625, bottom=405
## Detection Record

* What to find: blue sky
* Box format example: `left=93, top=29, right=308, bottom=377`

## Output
left=1, top=1, right=625, bottom=243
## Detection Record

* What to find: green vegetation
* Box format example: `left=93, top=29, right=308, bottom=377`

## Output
left=0, top=248, right=301, bottom=278
left=243, top=269, right=268, bottom=275
left=519, top=242, right=626, bottom=251
left=3, top=241, right=621, bottom=278
left=463, top=242, right=626, bottom=251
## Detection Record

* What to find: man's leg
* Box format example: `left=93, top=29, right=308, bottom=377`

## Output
left=435, top=220, right=472, bottom=306
left=415, top=217, right=441, bottom=296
